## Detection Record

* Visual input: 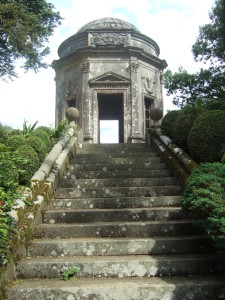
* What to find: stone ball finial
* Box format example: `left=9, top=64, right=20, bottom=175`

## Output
left=150, top=108, right=163, bottom=121
left=65, top=107, right=79, bottom=122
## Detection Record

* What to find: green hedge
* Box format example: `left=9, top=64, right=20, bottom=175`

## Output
left=25, top=136, right=47, bottom=162
left=182, top=163, right=225, bottom=250
left=188, top=110, right=225, bottom=163
left=7, top=135, right=25, bottom=151
left=172, top=107, right=205, bottom=152
left=161, top=110, right=182, bottom=140
left=31, top=129, right=51, bottom=151
left=15, top=145, right=40, bottom=185
left=0, top=153, right=19, bottom=189
left=36, top=126, right=53, bottom=136
left=9, top=129, right=22, bottom=136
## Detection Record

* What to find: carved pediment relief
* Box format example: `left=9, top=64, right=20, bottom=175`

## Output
left=89, top=72, right=130, bottom=87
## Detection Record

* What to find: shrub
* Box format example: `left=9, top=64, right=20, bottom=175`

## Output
left=25, top=136, right=47, bottom=162
left=172, top=107, right=205, bottom=152
left=182, top=163, right=225, bottom=250
left=52, top=120, right=70, bottom=143
left=188, top=110, right=225, bottom=163
left=0, top=127, right=8, bottom=144
left=9, top=129, right=22, bottom=136
left=36, top=126, right=53, bottom=136
left=31, top=129, right=51, bottom=150
left=0, top=152, right=19, bottom=189
left=161, top=110, right=182, bottom=140
left=7, top=135, right=25, bottom=151
left=15, top=145, right=40, bottom=185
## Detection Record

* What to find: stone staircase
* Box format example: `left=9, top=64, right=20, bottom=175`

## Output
left=6, top=143, right=225, bottom=299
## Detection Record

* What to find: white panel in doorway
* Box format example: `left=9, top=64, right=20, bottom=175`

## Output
left=100, top=120, right=119, bottom=143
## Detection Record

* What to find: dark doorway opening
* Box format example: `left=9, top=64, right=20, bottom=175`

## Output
left=98, top=93, right=124, bottom=143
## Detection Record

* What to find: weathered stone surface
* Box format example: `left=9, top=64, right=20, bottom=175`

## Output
left=29, top=236, right=213, bottom=257
left=55, top=185, right=182, bottom=199
left=69, top=162, right=167, bottom=172
left=5, top=143, right=225, bottom=299
left=69, top=169, right=171, bottom=179
left=44, top=207, right=184, bottom=223
left=65, top=107, right=79, bottom=122
left=49, top=196, right=182, bottom=210
left=54, top=17, right=167, bottom=143
left=61, top=177, right=177, bottom=188
left=35, top=220, right=201, bottom=239
left=150, top=107, right=163, bottom=121
left=72, top=156, right=161, bottom=165
left=16, top=254, right=225, bottom=279
left=6, top=277, right=225, bottom=300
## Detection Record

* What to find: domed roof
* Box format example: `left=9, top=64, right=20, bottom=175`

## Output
left=77, top=17, right=140, bottom=33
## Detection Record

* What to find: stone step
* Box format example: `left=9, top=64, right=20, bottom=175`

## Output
left=61, top=177, right=178, bottom=188
left=68, top=169, right=171, bottom=179
left=29, top=236, right=213, bottom=257
left=80, top=143, right=148, bottom=150
left=35, top=220, right=202, bottom=239
left=69, top=162, right=166, bottom=172
left=16, top=254, right=225, bottom=279
left=49, top=196, right=182, bottom=210
left=44, top=207, right=184, bottom=224
left=77, top=147, right=151, bottom=154
left=6, top=276, right=225, bottom=300
left=71, top=156, right=161, bottom=164
left=75, top=152, right=158, bottom=158
left=55, top=186, right=183, bottom=199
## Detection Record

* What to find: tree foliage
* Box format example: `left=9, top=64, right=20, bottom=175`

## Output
left=0, top=0, right=62, bottom=80
left=164, top=0, right=225, bottom=108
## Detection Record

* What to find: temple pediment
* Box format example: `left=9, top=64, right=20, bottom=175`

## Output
left=89, top=72, right=130, bottom=86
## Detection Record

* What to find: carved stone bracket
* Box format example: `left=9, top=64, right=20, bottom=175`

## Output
left=129, top=62, right=139, bottom=73
left=90, top=33, right=129, bottom=46
left=81, top=62, right=90, bottom=73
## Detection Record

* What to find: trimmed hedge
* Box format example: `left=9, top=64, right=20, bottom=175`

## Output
left=0, top=153, right=19, bottom=189
left=36, top=126, right=53, bottom=136
left=7, top=135, right=25, bottom=151
left=9, top=129, right=22, bottom=136
left=188, top=110, right=225, bottom=163
left=182, top=163, right=225, bottom=250
left=25, top=136, right=47, bottom=162
left=31, top=129, right=51, bottom=150
left=161, top=110, right=182, bottom=140
left=172, top=107, right=205, bottom=152
left=15, top=145, right=40, bottom=185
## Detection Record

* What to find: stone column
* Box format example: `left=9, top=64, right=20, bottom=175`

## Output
left=129, top=60, right=142, bottom=143
left=80, top=61, right=92, bottom=143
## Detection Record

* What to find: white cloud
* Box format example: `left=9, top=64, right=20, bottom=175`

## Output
left=0, top=0, right=214, bottom=128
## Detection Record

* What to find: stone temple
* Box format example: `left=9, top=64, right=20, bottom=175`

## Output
left=53, top=17, right=167, bottom=143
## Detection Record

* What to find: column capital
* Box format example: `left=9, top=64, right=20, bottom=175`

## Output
left=80, top=61, right=90, bottom=73
left=129, top=61, right=139, bottom=73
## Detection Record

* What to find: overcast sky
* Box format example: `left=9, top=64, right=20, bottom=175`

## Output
left=0, top=0, right=214, bottom=130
